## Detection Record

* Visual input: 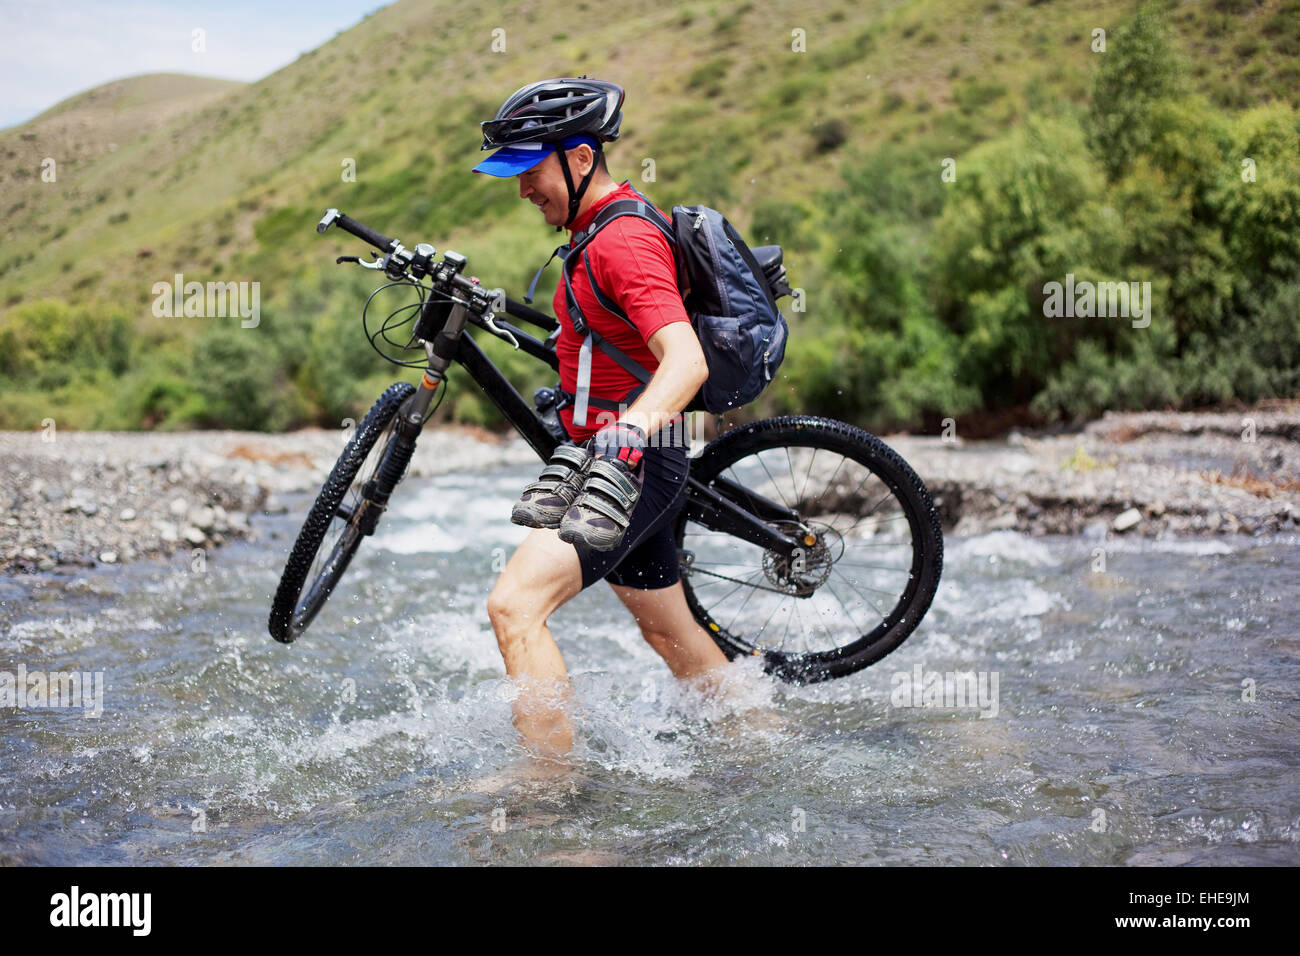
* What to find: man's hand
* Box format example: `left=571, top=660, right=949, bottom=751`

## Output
left=592, top=421, right=647, bottom=470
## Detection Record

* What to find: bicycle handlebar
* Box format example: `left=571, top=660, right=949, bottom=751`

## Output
left=318, top=208, right=395, bottom=251
left=318, top=207, right=560, bottom=333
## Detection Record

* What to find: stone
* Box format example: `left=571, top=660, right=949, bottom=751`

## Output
left=188, top=506, right=216, bottom=531
left=1112, top=508, right=1142, bottom=532
left=119, top=508, right=137, bottom=521
left=183, top=526, right=207, bottom=545
left=988, top=510, right=1019, bottom=530
left=1081, top=520, right=1109, bottom=541
left=41, top=483, right=66, bottom=503
left=99, top=551, right=118, bottom=564
left=37, top=558, right=56, bottom=572
left=169, top=497, right=189, bottom=516
left=156, top=521, right=179, bottom=543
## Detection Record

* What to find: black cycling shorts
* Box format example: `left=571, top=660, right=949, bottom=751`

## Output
left=571, top=417, right=690, bottom=591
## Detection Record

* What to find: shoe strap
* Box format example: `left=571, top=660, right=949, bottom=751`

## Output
left=572, top=490, right=632, bottom=528
left=582, top=458, right=640, bottom=510
left=549, top=444, right=592, bottom=469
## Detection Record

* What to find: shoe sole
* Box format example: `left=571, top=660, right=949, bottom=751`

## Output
left=557, top=523, right=625, bottom=552
left=511, top=506, right=564, bottom=530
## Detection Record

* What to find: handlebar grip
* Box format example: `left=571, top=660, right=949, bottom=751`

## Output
left=335, top=213, right=395, bottom=252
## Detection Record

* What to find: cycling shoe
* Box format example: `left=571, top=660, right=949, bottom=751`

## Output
left=511, top=442, right=593, bottom=529
left=557, top=456, right=643, bottom=552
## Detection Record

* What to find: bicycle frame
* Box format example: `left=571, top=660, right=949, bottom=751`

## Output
left=409, top=288, right=806, bottom=562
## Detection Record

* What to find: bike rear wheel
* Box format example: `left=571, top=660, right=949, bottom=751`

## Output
left=268, top=381, right=418, bottom=643
left=675, top=416, right=943, bottom=683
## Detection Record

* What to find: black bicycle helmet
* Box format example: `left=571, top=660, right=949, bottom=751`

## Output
left=479, top=77, right=624, bottom=229
left=481, top=77, right=624, bottom=149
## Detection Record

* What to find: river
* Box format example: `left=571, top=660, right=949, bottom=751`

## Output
left=2, top=461, right=1297, bottom=864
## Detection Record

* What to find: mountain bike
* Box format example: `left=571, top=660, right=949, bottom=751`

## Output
left=267, top=208, right=944, bottom=683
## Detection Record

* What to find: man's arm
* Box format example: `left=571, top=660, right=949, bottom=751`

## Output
left=595, top=321, right=707, bottom=439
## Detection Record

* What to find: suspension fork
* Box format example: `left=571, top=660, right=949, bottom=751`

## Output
left=396, top=300, right=471, bottom=436
left=355, top=302, right=472, bottom=533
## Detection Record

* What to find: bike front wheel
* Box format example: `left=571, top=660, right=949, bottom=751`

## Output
left=675, top=416, right=943, bottom=683
left=268, top=381, right=418, bottom=643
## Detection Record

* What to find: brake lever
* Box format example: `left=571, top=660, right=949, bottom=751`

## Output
left=482, top=310, right=520, bottom=350
left=334, top=252, right=388, bottom=270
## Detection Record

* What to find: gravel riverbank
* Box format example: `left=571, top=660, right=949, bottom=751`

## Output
left=2, top=403, right=1297, bottom=574
left=885, top=403, right=1300, bottom=537
left=1, top=425, right=536, bottom=574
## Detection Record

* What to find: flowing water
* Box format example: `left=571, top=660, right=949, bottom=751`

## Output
left=2, top=461, right=1297, bottom=865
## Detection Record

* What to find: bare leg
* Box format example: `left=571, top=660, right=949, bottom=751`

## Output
left=609, top=580, right=731, bottom=688
left=486, top=527, right=584, bottom=757
left=611, top=581, right=785, bottom=737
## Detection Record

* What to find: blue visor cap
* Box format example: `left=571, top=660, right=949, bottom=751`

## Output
left=472, top=135, right=599, bottom=176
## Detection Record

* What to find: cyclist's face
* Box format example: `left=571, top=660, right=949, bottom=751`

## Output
left=517, top=146, right=592, bottom=228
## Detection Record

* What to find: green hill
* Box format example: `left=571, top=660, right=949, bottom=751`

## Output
left=1, top=0, right=1297, bottom=433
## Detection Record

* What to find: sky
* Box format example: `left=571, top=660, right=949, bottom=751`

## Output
left=0, top=0, right=393, bottom=129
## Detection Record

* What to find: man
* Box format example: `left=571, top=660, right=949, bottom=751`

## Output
left=472, top=78, right=730, bottom=757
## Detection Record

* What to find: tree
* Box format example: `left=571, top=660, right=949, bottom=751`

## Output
left=1086, top=4, right=1188, bottom=181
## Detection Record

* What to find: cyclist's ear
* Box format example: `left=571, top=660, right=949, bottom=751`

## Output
left=569, top=143, right=597, bottom=178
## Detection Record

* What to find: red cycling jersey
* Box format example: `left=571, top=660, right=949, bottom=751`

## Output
left=553, top=181, right=689, bottom=442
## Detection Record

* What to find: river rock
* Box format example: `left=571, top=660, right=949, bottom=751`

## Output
left=188, top=506, right=216, bottom=531
left=1082, top=520, right=1109, bottom=541
left=119, top=507, right=137, bottom=521
left=1112, top=508, right=1142, bottom=532
left=183, top=526, right=207, bottom=545
left=99, top=550, right=118, bottom=564
left=169, top=497, right=189, bottom=517
left=988, top=511, right=1019, bottom=530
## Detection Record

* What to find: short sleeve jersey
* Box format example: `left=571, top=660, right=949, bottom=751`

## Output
left=553, top=181, right=688, bottom=441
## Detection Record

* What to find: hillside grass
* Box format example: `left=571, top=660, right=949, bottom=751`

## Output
left=1, top=0, right=1297, bottom=431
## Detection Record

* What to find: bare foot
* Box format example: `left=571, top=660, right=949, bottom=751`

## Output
left=463, top=752, right=583, bottom=797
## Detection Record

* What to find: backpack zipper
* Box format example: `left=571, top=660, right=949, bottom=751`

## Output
left=695, top=209, right=731, bottom=315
